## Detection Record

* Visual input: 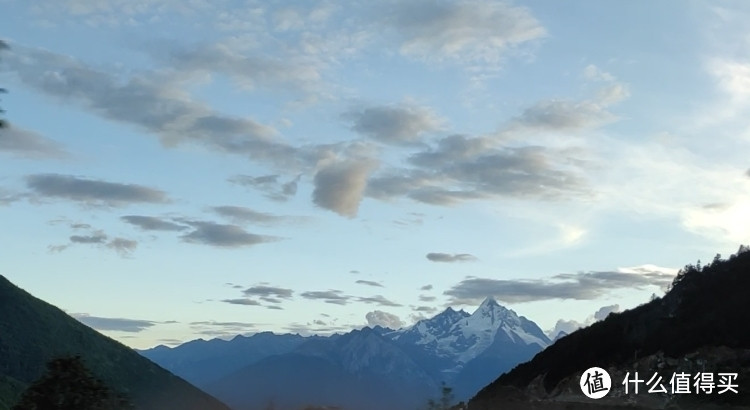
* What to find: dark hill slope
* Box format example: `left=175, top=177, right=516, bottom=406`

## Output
left=470, top=247, right=750, bottom=409
left=0, top=275, right=230, bottom=410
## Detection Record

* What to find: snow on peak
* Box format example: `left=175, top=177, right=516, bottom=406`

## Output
left=478, top=296, right=500, bottom=309
left=388, top=298, right=549, bottom=371
left=444, top=298, right=549, bottom=364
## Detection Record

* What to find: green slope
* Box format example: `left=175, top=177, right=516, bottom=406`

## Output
left=0, top=275, right=231, bottom=410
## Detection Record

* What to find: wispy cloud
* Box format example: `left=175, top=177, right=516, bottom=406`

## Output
left=0, top=126, right=69, bottom=159
left=6, top=47, right=308, bottom=170
left=445, top=265, right=677, bottom=304
left=228, top=174, right=300, bottom=202
left=211, top=206, right=289, bottom=226
left=71, top=313, right=156, bottom=333
left=180, top=221, right=279, bottom=248
left=383, top=0, right=545, bottom=66
left=26, top=174, right=169, bottom=207
left=368, top=135, right=587, bottom=206
left=355, top=280, right=384, bottom=288
left=121, top=215, right=188, bottom=231
left=49, top=225, right=137, bottom=257
left=222, top=298, right=261, bottom=306
left=343, top=103, right=442, bottom=144
left=426, top=252, right=477, bottom=263
left=189, top=320, right=257, bottom=338
left=243, top=285, right=294, bottom=300
left=356, top=295, right=402, bottom=307
left=158, top=42, right=323, bottom=93
left=300, top=290, right=350, bottom=305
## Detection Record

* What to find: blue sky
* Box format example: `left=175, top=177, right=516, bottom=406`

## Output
left=2, top=0, right=749, bottom=349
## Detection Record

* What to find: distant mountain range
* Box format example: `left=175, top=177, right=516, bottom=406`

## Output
left=141, top=296, right=550, bottom=410
left=469, top=246, right=750, bottom=410
left=0, top=275, right=229, bottom=410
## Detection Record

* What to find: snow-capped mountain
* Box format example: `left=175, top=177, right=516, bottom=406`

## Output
left=390, top=306, right=471, bottom=356
left=390, top=297, right=550, bottom=368
left=140, top=297, right=551, bottom=408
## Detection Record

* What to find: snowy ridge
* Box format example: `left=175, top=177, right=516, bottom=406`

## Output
left=390, top=297, right=551, bottom=366
left=451, top=297, right=550, bottom=363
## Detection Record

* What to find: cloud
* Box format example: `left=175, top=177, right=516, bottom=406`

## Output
left=300, top=290, right=350, bottom=305
left=357, top=295, right=402, bottom=307
left=419, top=295, right=436, bottom=302
left=211, top=206, right=287, bottom=225
left=26, top=174, right=169, bottom=206
left=180, top=221, right=279, bottom=248
left=6, top=46, right=309, bottom=170
left=384, top=0, right=545, bottom=65
left=284, top=322, right=357, bottom=336
left=355, top=280, right=383, bottom=288
left=420, top=284, right=433, bottom=291
left=594, top=304, right=620, bottom=321
left=228, top=174, right=300, bottom=202
left=426, top=252, right=477, bottom=263
left=243, top=285, right=294, bottom=300
left=444, top=265, right=677, bottom=304
left=502, top=73, right=628, bottom=135
left=28, top=0, right=215, bottom=26
left=548, top=319, right=582, bottom=339
left=510, top=99, right=617, bottom=132
left=0, top=126, right=69, bottom=158
left=313, top=158, right=378, bottom=217
left=365, top=310, right=404, bottom=329
left=71, top=313, right=155, bottom=333
left=0, top=188, right=23, bottom=206
left=368, top=135, right=586, bottom=205
left=70, top=233, right=107, bottom=244
left=121, top=215, right=188, bottom=231
left=344, top=104, right=442, bottom=144
left=49, top=227, right=138, bottom=257
left=711, top=59, right=750, bottom=102
left=583, top=64, right=615, bottom=82
left=363, top=77, right=627, bottom=207
left=159, top=42, right=322, bottom=93
left=189, top=320, right=257, bottom=338
left=413, top=305, right=437, bottom=313
left=683, top=198, right=750, bottom=244
left=106, top=238, right=138, bottom=256
left=222, top=298, right=261, bottom=306
left=548, top=303, right=621, bottom=339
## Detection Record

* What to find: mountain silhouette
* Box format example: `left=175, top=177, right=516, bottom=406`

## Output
left=0, top=275, right=230, bottom=410
left=470, top=246, right=750, bottom=409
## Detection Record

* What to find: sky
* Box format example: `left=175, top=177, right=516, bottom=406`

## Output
left=1, top=0, right=749, bottom=350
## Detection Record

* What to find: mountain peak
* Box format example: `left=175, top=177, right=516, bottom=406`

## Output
left=479, top=296, right=500, bottom=309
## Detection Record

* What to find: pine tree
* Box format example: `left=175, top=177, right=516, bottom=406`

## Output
left=425, top=382, right=460, bottom=410
left=12, top=356, right=133, bottom=410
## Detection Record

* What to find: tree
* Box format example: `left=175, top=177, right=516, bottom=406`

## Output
left=12, top=356, right=133, bottom=410
left=425, top=382, right=464, bottom=410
